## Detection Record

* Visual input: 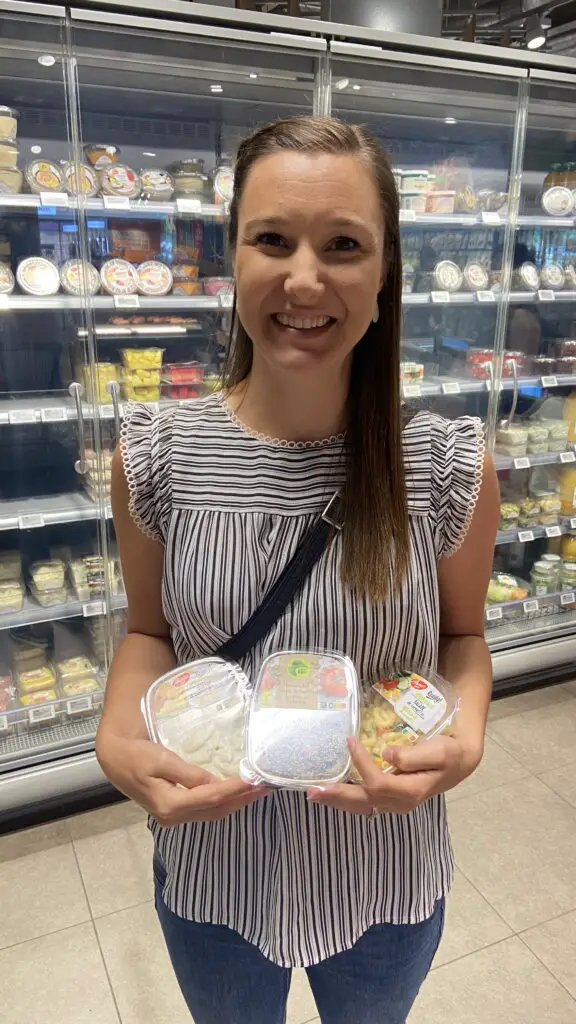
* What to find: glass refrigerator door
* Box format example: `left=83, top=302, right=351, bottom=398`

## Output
left=69, top=11, right=323, bottom=656
left=0, top=7, right=109, bottom=774
left=488, top=72, right=576, bottom=655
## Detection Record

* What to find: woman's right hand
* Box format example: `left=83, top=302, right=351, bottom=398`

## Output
left=96, top=733, right=270, bottom=826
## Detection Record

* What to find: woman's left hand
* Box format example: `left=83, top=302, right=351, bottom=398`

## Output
left=307, top=736, right=483, bottom=816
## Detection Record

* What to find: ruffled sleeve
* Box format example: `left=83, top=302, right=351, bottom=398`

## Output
left=120, top=402, right=173, bottom=543
left=429, top=414, right=485, bottom=559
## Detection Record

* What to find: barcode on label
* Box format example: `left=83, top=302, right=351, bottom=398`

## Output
left=103, top=195, right=130, bottom=209
left=538, top=290, right=555, bottom=302
left=518, top=530, right=534, bottom=543
left=476, top=290, right=495, bottom=303
left=8, top=410, right=36, bottom=425
left=41, top=407, right=66, bottom=423
left=113, top=295, right=140, bottom=309
left=546, top=526, right=562, bottom=538
left=514, top=457, right=530, bottom=470
left=523, top=599, right=539, bottom=614
left=486, top=606, right=503, bottom=621
left=541, top=376, right=558, bottom=388
left=442, top=381, right=461, bottom=395
left=28, top=705, right=56, bottom=724
left=83, top=601, right=105, bottom=617
left=0, top=715, right=8, bottom=732
left=66, top=696, right=93, bottom=715
left=40, top=192, right=68, bottom=207
left=18, top=514, right=44, bottom=530
left=560, top=451, right=576, bottom=464
left=481, top=212, right=501, bottom=225
left=431, top=291, right=450, bottom=304
left=176, top=198, right=202, bottom=214
left=561, top=592, right=575, bottom=606
left=399, top=209, right=417, bottom=223
left=403, top=384, right=422, bottom=398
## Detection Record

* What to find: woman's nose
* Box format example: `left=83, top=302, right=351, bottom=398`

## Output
left=284, top=246, right=325, bottom=303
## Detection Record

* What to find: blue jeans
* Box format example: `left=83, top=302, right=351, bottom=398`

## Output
left=154, top=854, right=444, bottom=1024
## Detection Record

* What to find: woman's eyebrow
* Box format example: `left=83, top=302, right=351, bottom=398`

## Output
left=243, top=215, right=371, bottom=232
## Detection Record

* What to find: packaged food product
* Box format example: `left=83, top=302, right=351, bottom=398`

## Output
left=164, top=384, right=202, bottom=401
left=462, top=262, right=489, bottom=292
left=557, top=339, right=576, bottom=358
left=100, top=164, right=141, bottom=199
left=542, top=186, right=574, bottom=217
left=121, top=384, right=161, bottom=402
left=502, top=353, right=526, bottom=378
left=122, top=367, right=161, bottom=386
left=171, top=281, right=203, bottom=296
left=560, top=464, right=576, bottom=514
left=16, top=257, right=60, bottom=297
left=82, top=362, right=117, bottom=404
left=0, top=165, right=22, bottom=194
left=467, top=348, right=494, bottom=380
left=454, top=186, right=478, bottom=214
left=540, top=263, right=566, bottom=291
left=527, top=424, right=549, bottom=454
left=18, top=664, right=56, bottom=694
left=59, top=259, right=100, bottom=296
left=136, top=261, right=173, bottom=296
left=0, top=688, right=12, bottom=714
left=20, top=689, right=57, bottom=707
left=0, top=672, right=13, bottom=692
left=477, top=190, right=508, bottom=213
left=518, top=497, right=540, bottom=527
left=545, top=419, right=569, bottom=452
left=400, top=191, right=426, bottom=213
left=203, top=277, right=233, bottom=297
left=169, top=157, right=209, bottom=196
left=120, top=347, right=163, bottom=370
left=561, top=533, right=576, bottom=561
left=513, top=262, right=540, bottom=291
left=30, top=560, right=65, bottom=593
left=60, top=676, right=101, bottom=697
left=62, top=162, right=99, bottom=197
left=0, top=263, right=15, bottom=295
left=433, top=260, right=462, bottom=293
left=557, top=356, right=576, bottom=376
left=213, top=161, right=234, bottom=205
left=142, top=658, right=249, bottom=779
left=499, top=501, right=520, bottom=532
left=172, top=263, right=199, bottom=282
left=426, top=191, right=456, bottom=214
left=0, top=140, right=18, bottom=168
left=100, top=259, right=138, bottom=296
left=564, top=265, right=576, bottom=290
left=532, top=356, right=557, bottom=376
left=31, top=585, right=68, bottom=608
left=560, top=560, right=576, bottom=592
left=401, top=170, right=429, bottom=192
left=84, top=143, right=120, bottom=169
left=531, top=559, right=558, bottom=597
left=402, top=264, right=415, bottom=293
left=486, top=573, right=529, bottom=604
left=243, top=651, right=359, bottom=789
left=0, top=551, right=21, bottom=581
left=0, top=580, right=23, bottom=613
left=57, top=656, right=98, bottom=682
left=353, top=670, right=459, bottom=776
left=400, top=361, right=424, bottom=383
left=140, top=168, right=174, bottom=200
left=0, top=105, right=18, bottom=143
left=539, top=494, right=561, bottom=525
left=495, top=424, right=528, bottom=456
left=163, top=362, right=204, bottom=385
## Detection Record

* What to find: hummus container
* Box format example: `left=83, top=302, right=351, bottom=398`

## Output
left=16, top=257, right=60, bottom=297
left=203, top=276, right=233, bottom=297
left=542, top=186, right=574, bottom=217
left=433, top=260, right=462, bottom=292
left=352, top=669, right=459, bottom=778
left=514, top=262, right=540, bottom=292
left=400, top=190, right=426, bottom=213
left=0, top=106, right=18, bottom=143
left=60, top=259, right=100, bottom=296
left=213, top=162, right=234, bottom=204
left=24, top=159, right=63, bottom=194
left=100, top=258, right=138, bottom=296
left=243, top=650, right=359, bottom=789
left=140, top=168, right=174, bottom=200
left=0, top=140, right=18, bottom=168
left=136, top=260, right=173, bottom=296
left=426, top=190, right=456, bottom=214
left=63, top=162, right=99, bottom=197
left=0, top=263, right=15, bottom=295
left=0, top=165, right=22, bottom=194
left=169, top=157, right=208, bottom=196
left=84, top=143, right=120, bottom=169
left=142, top=658, right=249, bottom=779
left=100, top=164, right=141, bottom=199
left=463, top=261, right=489, bottom=292
left=402, top=170, right=429, bottom=192
left=540, top=263, right=566, bottom=290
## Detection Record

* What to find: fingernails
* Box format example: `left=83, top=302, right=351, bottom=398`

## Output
left=347, top=737, right=358, bottom=752
left=307, top=787, right=327, bottom=800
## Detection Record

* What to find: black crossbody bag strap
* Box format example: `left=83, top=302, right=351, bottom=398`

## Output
left=216, top=493, right=342, bottom=663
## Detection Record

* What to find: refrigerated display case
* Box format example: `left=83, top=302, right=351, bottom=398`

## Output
left=1, top=0, right=576, bottom=814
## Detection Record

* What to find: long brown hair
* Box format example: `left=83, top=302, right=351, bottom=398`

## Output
left=222, top=115, right=409, bottom=601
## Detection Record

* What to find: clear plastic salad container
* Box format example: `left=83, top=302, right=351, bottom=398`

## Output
left=142, top=658, right=249, bottom=779
left=352, top=669, right=459, bottom=778
left=242, top=650, right=359, bottom=789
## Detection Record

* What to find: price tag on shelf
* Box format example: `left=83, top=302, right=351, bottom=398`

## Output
left=476, top=290, right=495, bottom=303
left=219, top=294, right=233, bottom=310
left=431, top=291, right=450, bottom=304
left=545, top=525, right=562, bottom=538
left=403, top=384, right=422, bottom=398
left=485, top=380, right=492, bottom=392
left=0, top=715, right=8, bottom=733
left=560, top=451, right=576, bottom=464
left=523, top=598, right=539, bottom=615
left=18, top=514, right=44, bottom=530
left=104, top=504, right=113, bottom=519
left=0, top=295, right=9, bottom=310
left=28, top=705, right=56, bottom=725
left=40, top=192, right=68, bottom=208
left=41, top=407, right=66, bottom=423
left=103, top=195, right=130, bottom=210
left=541, top=376, right=558, bottom=388
left=481, top=211, right=501, bottom=226
left=486, top=606, right=503, bottom=622
left=176, top=198, right=202, bottom=215
left=8, top=409, right=36, bottom=425
left=538, top=289, right=555, bottom=302
left=82, top=600, right=105, bottom=618
left=399, top=209, right=417, bottom=223
left=66, top=696, right=93, bottom=716
left=561, top=591, right=576, bottom=606
left=100, top=406, right=114, bottom=419
left=518, top=530, right=535, bottom=543
left=442, top=381, right=461, bottom=395
left=514, top=457, right=531, bottom=470
left=113, top=295, right=140, bottom=309
left=570, top=517, right=576, bottom=529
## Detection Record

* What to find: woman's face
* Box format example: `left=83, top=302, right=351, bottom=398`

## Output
left=234, top=151, right=385, bottom=374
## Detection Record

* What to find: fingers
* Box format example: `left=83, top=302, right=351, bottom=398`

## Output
left=308, top=783, right=373, bottom=816
left=383, top=736, right=454, bottom=774
left=150, top=775, right=270, bottom=826
left=154, top=747, right=215, bottom=788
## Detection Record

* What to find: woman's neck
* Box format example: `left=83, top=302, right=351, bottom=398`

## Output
left=227, top=359, right=349, bottom=443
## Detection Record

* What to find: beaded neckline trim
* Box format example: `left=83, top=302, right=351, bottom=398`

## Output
left=218, top=393, right=346, bottom=449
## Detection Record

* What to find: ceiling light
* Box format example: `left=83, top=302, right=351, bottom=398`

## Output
left=335, top=78, right=350, bottom=91
left=526, top=13, right=547, bottom=49
left=210, top=84, right=223, bottom=93
left=38, top=55, right=56, bottom=67
left=30, top=144, right=42, bottom=154
left=142, top=151, right=156, bottom=157
left=249, top=73, right=258, bottom=79
left=444, top=117, right=457, bottom=125
left=352, top=84, right=361, bottom=91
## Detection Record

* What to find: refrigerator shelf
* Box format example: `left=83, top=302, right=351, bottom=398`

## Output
left=493, top=449, right=576, bottom=472
left=0, top=593, right=127, bottom=631
left=0, top=714, right=100, bottom=770
left=0, top=194, right=226, bottom=220
left=496, top=519, right=576, bottom=545
left=0, top=493, right=110, bottom=531
left=0, top=295, right=224, bottom=312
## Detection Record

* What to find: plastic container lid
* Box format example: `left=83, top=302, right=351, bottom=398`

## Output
left=142, top=658, right=250, bottom=779
left=243, top=650, right=359, bottom=789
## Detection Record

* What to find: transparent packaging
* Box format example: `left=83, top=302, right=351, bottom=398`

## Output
left=142, top=658, right=249, bottom=779
left=353, top=669, right=459, bottom=778
left=243, top=650, right=359, bottom=790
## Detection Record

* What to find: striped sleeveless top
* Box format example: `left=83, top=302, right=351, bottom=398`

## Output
left=122, top=392, right=484, bottom=968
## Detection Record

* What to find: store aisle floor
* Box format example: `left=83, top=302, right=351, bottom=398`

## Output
left=1, top=681, right=576, bottom=1023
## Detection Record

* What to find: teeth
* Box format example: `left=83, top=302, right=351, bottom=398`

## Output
left=276, top=314, right=331, bottom=329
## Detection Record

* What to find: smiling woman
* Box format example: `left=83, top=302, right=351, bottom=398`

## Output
left=97, top=115, right=499, bottom=1024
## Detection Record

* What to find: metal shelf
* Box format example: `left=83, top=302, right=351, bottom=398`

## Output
left=0, top=593, right=127, bottom=632
left=1, top=295, right=223, bottom=312
left=495, top=521, right=575, bottom=545
left=493, top=449, right=576, bottom=472
left=0, top=195, right=226, bottom=220
left=0, top=493, right=111, bottom=531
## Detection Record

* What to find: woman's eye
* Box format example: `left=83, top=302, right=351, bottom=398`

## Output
left=328, top=236, right=359, bottom=252
left=255, top=232, right=287, bottom=248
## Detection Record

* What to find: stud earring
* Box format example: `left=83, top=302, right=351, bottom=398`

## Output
left=372, top=301, right=379, bottom=324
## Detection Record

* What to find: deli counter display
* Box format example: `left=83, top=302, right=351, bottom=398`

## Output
left=0, top=0, right=576, bottom=814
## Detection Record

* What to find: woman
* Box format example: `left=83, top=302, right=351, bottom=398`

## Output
left=97, top=115, right=498, bottom=1024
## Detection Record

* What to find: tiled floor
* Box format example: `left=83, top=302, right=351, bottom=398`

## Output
left=2, top=683, right=576, bottom=1023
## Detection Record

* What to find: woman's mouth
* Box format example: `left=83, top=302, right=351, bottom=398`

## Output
left=272, top=313, right=335, bottom=331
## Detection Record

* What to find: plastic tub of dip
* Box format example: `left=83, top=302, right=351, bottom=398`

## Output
left=0, top=106, right=18, bottom=143
left=142, top=658, right=250, bottom=779
left=352, top=669, right=459, bottom=779
left=243, top=650, right=359, bottom=789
